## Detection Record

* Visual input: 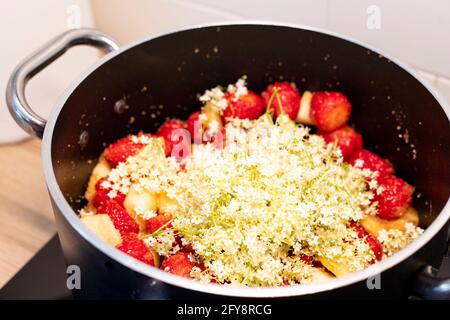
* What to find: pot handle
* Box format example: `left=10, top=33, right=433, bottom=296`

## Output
left=414, top=265, right=450, bottom=299
left=414, top=237, right=450, bottom=300
left=5, top=28, right=120, bottom=139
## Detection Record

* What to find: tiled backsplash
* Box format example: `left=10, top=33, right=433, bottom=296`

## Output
left=91, top=0, right=450, bottom=106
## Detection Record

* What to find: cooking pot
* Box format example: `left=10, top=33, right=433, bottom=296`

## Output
left=6, top=23, right=450, bottom=299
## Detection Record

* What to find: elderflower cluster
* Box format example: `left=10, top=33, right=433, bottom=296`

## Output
left=170, top=116, right=379, bottom=286
left=105, top=138, right=181, bottom=196
left=199, top=87, right=227, bottom=112
left=143, top=228, right=180, bottom=257
left=199, top=76, right=249, bottom=113
left=227, top=76, right=248, bottom=102
left=134, top=207, right=157, bottom=220
left=97, top=113, right=422, bottom=286
left=377, top=223, right=423, bottom=257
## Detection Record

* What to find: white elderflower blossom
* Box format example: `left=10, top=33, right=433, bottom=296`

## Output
left=95, top=108, right=420, bottom=286
left=199, top=87, right=227, bottom=112
left=227, top=76, right=248, bottom=102
left=377, top=223, right=423, bottom=257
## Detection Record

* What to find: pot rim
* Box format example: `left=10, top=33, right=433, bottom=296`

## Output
left=42, top=21, right=450, bottom=298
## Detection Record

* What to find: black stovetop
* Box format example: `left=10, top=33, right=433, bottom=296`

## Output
left=0, top=235, right=72, bottom=300
left=1, top=235, right=449, bottom=300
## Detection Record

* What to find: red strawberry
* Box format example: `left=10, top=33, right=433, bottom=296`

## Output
left=223, top=90, right=264, bottom=120
left=374, top=176, right=414, bottom=220
left=97, top=200, right=139, bottom=234
left=299, top=254, right=314, bottom=264
left=320, top=126, right=363, bottom=160
left=157, top=119, right=191, bottom=159
left=350, top=222, right=383, bottom=261
left=261, top=82, right=300, bottom=120
left=310, top=92, right=351, bottom=131
left=146, top=214, right=184, bottom=248
left=351, top=221, right=367, bottom=238
left=186, top=111, right=204, bottom=144
left=180, top=243, right=193, bottom=253
left=104, top=134, right=150, bottom=168
left=160, top=252, right=196, bottom=277
left=92, top=177, right=126, bottom=208
left=348, top=149, right=394, bottom=178
left=146, top=214, right=173, bottom=234
left=117, top=233, right=155, bottom=266
left=365, top=234, right=383, bottom=261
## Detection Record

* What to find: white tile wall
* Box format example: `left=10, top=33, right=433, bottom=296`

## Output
left=188, top=0, right=328, bottom=28
left=417, top=69, right=437, bottom=87
left=90, top=0, right=241, bottom=44
left=327, top=0, right=450, bottom=78
left=436, top=77, right=450, bottom=106
left=90, top=0, right=450, bottom=106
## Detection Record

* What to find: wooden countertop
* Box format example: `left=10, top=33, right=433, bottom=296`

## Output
left=0, top=138, right=55, bottom=288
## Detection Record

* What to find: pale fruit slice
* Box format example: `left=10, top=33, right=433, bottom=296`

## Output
left=202, top=101, right=223, bottom=131
left=151, top=250, right=161, bottom=268
left=158, top=192, right=179, bottom=214
left=318, top=257, right=353, bottom=277
left=361, top=207, right=419, bottom=236
left=84, top=156, right=111, bottom=203
left=307, top=267, right=334, bottom=283
left=81, top=214, right=122, bottom=247
left=124, top=184, right=158, bottom=223
left=296, top=91, right=315, bottom=125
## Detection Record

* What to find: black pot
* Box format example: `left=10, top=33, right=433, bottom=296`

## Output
left=6, top=23, right=450, bottom=299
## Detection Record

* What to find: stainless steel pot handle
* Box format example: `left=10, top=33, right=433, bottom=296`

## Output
left=414, top=265, right=450, bottom=300
left=6, top=28, right=120, bottom=139
left=414, top=236, right=450, bottom=300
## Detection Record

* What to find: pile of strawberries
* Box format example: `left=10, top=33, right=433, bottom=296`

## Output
left=91, top=173, right=201, bottom=274
left=94, top=80, right=414, bottom=274
left=92, top=132, right=202, bottom=275
left=91, top=176, right=153, bottom=264
left=90, top=171, right=201, bottom=274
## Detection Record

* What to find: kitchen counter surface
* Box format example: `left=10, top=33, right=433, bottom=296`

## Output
left=0, top=138, right=55, bottom=288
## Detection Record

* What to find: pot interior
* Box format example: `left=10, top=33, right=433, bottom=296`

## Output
left=50, top=24, right=450, bottom=229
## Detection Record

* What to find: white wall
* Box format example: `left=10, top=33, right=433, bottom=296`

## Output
left=0, top=0, right=97, bottom=143
left=3, top=0, right=448, bottom=144
left=91, top=0, right=450, bottom=105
